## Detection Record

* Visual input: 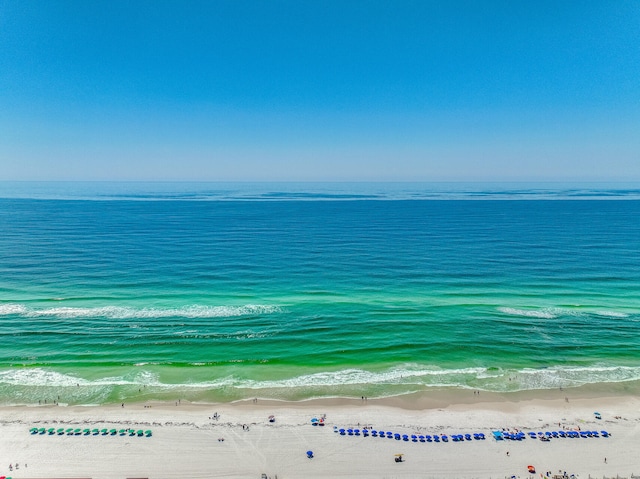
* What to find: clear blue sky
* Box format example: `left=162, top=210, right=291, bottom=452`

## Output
left=1, top=0, right=639, bottom=181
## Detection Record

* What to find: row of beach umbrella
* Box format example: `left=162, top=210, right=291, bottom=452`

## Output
left=493, top=429, right=610, bottom=441
left=30, top=427, right=152, bottom=437
left=334, top=427, right=486, bottom=443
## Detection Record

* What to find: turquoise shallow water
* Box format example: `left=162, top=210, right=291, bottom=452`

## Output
left=1, top=182, right=639, bottom=405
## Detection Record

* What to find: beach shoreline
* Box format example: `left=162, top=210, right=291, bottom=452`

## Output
left=2, top=389, right=639, bottom=478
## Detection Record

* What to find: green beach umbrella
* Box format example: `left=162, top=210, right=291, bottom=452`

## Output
left=145, top=430, right=152, bottom=437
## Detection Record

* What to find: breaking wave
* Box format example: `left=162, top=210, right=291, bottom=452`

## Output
left=0, top=303, right=282, bottom=319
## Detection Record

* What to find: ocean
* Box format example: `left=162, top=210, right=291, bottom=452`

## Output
left=1, top=182, right=639, bottom=405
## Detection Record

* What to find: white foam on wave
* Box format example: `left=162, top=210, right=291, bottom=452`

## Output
left=0, top=303, right=282, bottom=319
left=594, top=310, right=630, bottom=318
left=0, top=368, right=161, bottom=387
left=513, top=365, right=640, bottom=390
left=201, top=365, right=490, bottom=390
left=498, top=307, right=557, bottom=319
left=0, top=303, right=28, bottom=315
left=4, top=363, right=640, bottom=396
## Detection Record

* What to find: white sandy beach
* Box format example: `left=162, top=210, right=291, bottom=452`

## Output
left=1, top=391, right=639, bottom=479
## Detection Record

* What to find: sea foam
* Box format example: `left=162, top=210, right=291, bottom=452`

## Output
left=0, top=303, right=282, bottom=319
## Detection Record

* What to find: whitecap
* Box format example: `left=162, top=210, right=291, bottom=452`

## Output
left=497, top=307, right=557, bottom=319
left=0, top=303, right=282, bottom=319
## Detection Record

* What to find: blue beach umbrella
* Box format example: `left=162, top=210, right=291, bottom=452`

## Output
left=306, top=450, right=314, bottom=458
